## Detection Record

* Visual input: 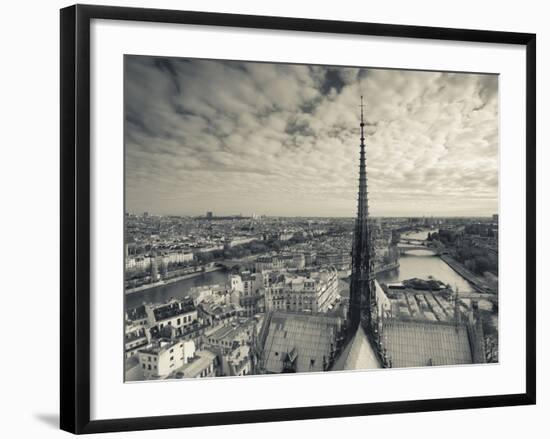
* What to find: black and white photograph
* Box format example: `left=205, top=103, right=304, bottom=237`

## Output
left=124, top=56, right=499, bottom=381
left=0, top=0, right=543, bottom=436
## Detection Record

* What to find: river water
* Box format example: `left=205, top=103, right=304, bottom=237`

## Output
left=376, top=251, right=474, bottom=293
left=125, top=229, right=474, bottom=310
left=377, top=229, right=474, bottom=293
left=125, top=269, right=229, bottom=310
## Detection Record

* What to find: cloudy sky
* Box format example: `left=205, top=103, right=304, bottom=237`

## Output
left=125, top=56, right=498, bottom=217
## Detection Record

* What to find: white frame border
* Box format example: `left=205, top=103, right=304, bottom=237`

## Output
left=90, top=19, right=526, bottom=421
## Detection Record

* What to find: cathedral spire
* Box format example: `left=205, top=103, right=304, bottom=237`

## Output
left=348, top=96, right=374, bottom=336
left=358, top=96, right=368, bottom=221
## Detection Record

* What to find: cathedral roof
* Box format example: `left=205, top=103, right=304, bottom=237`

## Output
left=331, top=325, right=382, bottom=371
left=381, top=319, right=478, bottom=368
left=261, top=311, right=342, bottom=373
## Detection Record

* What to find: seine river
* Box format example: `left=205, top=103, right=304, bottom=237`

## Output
left=125, top=229, right=474, bottom=310
left=377, top=252, right=474, bottom=293
left=125, top=269, right=229, bottom=311
left=377, top=229, right=474, bottom=293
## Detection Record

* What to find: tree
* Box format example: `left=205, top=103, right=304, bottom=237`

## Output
left=474, top=256, right=490, bottom=274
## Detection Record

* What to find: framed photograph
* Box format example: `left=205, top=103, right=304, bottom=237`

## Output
left=60, top=4, right=536, bottom=434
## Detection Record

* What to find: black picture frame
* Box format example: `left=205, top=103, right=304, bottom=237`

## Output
left=60, top=4, right=536, bottom=434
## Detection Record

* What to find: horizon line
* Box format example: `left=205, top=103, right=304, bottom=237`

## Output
left=126, top=212, right=497, bottom=219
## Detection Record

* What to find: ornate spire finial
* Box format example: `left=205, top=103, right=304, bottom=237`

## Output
left=360, top=95, right=365, bottom=126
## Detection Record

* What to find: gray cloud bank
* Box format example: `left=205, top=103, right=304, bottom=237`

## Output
left=125, top=56, right=498, bottom=217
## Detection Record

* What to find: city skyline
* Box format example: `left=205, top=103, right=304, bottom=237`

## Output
left=126, top=211, right=497, bottom=219
left=125, top=56, right=499, bottom=217
left=124, top=58, right=499, bottom=378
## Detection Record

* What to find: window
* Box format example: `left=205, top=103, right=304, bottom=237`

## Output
left=170, top=356, right=174, bottom=361
left=142, top=363, right=145, bottom=369
left=147, top=364, right=151, bottom=370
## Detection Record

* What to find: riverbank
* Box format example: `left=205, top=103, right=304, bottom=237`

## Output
left=377, top=251, right=475, bottom=294
left=125, top=266, right=225, bottom=295
left=439, top=254, right=496, bottom=294
left=374, top=262, right=400, bottom=276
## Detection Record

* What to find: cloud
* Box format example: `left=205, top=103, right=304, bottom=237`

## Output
left=125, top=56, right=498, bottom=217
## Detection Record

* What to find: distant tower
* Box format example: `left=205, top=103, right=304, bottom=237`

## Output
left=348, top=96, right=375, bottom=337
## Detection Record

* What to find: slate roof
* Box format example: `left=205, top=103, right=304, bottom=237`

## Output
left=382, top=319, right=474, bottom=368
left=153, top=298, right=196, bottom=321
left=262, top=312, right=342, bottom=373
left=127, top=305, right=147, bottom=321
left=176, top=350, right=217, bottom=378
left=331, top=325, right=382, bottom=371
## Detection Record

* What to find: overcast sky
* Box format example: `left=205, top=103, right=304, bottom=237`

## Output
left=125, top=56, right=498, bottom=217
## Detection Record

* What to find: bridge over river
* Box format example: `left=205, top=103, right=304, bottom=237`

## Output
left=397, top=238, right=440, bottom=255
